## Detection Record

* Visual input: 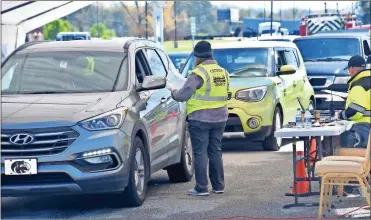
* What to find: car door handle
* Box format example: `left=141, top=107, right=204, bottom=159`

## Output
left=161, top=97, right=168, bottom=103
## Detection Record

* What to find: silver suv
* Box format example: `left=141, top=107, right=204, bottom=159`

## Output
left=1, top=39, right=194, bottom=207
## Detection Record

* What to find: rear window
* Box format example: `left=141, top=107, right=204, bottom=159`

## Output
left=294, top=38, right=361, bottom=61
left=1, top=51, right=127, bottom=94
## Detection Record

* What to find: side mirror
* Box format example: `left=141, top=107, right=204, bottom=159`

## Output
left=138, top=75, right=166, bottom=91
left=277, top=65, right=296, bottom=75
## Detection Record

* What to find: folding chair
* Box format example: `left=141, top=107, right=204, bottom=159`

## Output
left=315, top=132, right=371, bottom=219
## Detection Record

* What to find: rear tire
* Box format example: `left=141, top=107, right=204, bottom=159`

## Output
left=121, top=137, right=149, bottom=207
left=263, top=107, right=282, bottom=151
left=167, top=124, right=194, bottom=183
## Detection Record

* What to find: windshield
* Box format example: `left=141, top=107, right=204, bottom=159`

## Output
left=1, top=51, right=127, bottom=94
left=261, top=29, right=277, bottom=34
left=169, top=54, right=189, bottom=70
left=182, top=48, right=272, bottom=78
left=294, top=38, right=361, bottom=61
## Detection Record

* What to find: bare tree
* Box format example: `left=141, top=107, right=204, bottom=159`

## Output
left=120, top=1, right=150, bottom=37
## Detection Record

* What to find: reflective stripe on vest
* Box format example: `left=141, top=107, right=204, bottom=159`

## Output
left=364, top=110, right=371, bottom=117
left=192, top=65, right=229, bottom=101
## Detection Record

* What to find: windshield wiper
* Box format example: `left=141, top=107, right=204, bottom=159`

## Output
left=22, top=91, right=69, bottom=94
left=315, top=57, right=349, bottom=62
left=304, top=59, right=317, bottom=62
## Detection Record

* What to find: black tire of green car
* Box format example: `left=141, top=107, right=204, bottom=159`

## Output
left=122, top=137, right=149, bottom=207
left=263, top=107, right=282, bottom=151
left=166, top=124, right=194, bottom=183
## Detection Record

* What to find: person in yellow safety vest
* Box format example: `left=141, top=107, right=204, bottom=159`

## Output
left=337, top=55, right=370, bottom=149
left=83, top=57, right=95, bottom=75
left=337, top=55, right=370, bottom=195
left=169, top=41, right=229, bottom=196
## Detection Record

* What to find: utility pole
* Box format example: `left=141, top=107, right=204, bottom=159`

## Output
left=96, top=1, right=99, bottom=38
left=264, top=1, right=266, bottom=21
left=292, top=1, right=295, bottom=22
left=270, top=0, right=273, bottom=36
left=280, top=1, right=282, bottom=22
left=145, top=1, right=148, bottom=39
left=174, top=1, right=178, bottom=48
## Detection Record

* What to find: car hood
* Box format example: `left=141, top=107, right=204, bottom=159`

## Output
left=1, top=92, right=129, bottom=129
left=305, top=61, right=349, bottom=76
left=229, top=77, right=274, bottom=91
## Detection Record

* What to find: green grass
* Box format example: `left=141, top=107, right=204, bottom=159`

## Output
left=163, top=39, right=236, bottom=53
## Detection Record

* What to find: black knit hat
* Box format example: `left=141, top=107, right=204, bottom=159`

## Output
left=193, top=41, right=212, bottom=58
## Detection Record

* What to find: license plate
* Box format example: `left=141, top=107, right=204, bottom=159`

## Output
left=4, top=159, right=37, bottom=175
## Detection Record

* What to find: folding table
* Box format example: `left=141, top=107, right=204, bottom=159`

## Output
left=275, top=123, right=348, bottom=209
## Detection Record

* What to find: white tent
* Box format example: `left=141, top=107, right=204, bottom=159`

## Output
left=1, top=1, right=94, bottom=56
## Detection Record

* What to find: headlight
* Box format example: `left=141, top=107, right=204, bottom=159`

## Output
left=333, top=76, right=350, bottom=84
left=236, top=86, right=268, bottom=102
left=79, top=107, right=127, bottom=131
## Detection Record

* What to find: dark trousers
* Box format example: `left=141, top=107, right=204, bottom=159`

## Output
left=323, top=123, right=371, bottom=157
left=188, top=120, right=226, bottom=193
left=340, top=123, right=371, bottom=148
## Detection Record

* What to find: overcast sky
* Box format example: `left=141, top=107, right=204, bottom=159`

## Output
left=113, top=1, right=355, bottom=13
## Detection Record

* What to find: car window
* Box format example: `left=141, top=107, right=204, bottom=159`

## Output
left=1, top=58, right=21, bottom=90
left=1, top=51, right=127, bottom=94
left=155, top=49, right=170, bottom=71
left=363, top=40, right=370, bottom=56
left=275, top=50, right=285, bottom=71
left=284, top=49, right=299, bottom=68
left=294, top=38, right=361, bottom=61
left=144, top=49, right=167, bottom=77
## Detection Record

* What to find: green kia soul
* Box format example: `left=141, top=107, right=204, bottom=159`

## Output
left=181, top=40, right=315, bottom=151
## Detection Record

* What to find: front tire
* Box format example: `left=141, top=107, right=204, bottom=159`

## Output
left=263, top=107, right=282, bottom=151
left=167, top=124, right=194, bottom=183
left=121, top=137, right=149, bottom=207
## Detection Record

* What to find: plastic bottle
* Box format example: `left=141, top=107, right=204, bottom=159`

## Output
left=304, top=109, right=313, bottom=128
left=296, top=109, right=303, bottom=128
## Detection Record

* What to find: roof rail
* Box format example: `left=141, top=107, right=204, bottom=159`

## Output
left=15, top=40, right=52, bottom=52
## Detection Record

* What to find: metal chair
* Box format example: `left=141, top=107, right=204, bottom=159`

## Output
left=315, top=132, right=371, bottom=219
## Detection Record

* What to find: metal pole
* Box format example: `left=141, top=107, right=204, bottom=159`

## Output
left=264, top=1, right=266, bottom=21
left=174, top=1, right=178, bottom=48
left=270, top=0, right=273, bottom=36
left=145, top=1, right=148, bottom=39
left=324, top=2, right=328, bottom=14
left=96, top=1, right=99, bottom=38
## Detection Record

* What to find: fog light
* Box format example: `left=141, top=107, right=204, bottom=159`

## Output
left=82, top=148, right=112, bottom=158
left=84, top=155, right=113, bottom=164
left=247, top=118, right=260, bottom=129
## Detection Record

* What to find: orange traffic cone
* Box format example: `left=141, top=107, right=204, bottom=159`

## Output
left=309, top=138, right=317, bottom=166
left=291, top=151, right=309, bottom=194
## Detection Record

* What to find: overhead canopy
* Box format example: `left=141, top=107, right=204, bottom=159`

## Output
left=1, top=1, right=94, bottom=57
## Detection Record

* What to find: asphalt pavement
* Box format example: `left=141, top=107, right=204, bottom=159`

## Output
left=1, top=136, right=370, bottom=219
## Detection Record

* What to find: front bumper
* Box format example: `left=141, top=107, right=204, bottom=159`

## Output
left=1, top=127, right=132, bottom=197
left=224, top=96, right=275, bottom=140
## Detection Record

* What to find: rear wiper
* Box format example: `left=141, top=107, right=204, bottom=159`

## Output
left=315, top=57, right=349, bottom=62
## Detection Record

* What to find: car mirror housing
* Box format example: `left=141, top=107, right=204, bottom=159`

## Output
left=277, top=65, right=296, bottom=75
left=138, top=75, right=166, bottom=91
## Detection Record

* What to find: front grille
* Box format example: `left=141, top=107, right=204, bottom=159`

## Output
left=309, top=78, right=327, bottom=87
left=225, top=114, right=244, bottom=132
left=1, top=127, right=79, bottom=157
left=1, top=173, right=74, bottom=186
